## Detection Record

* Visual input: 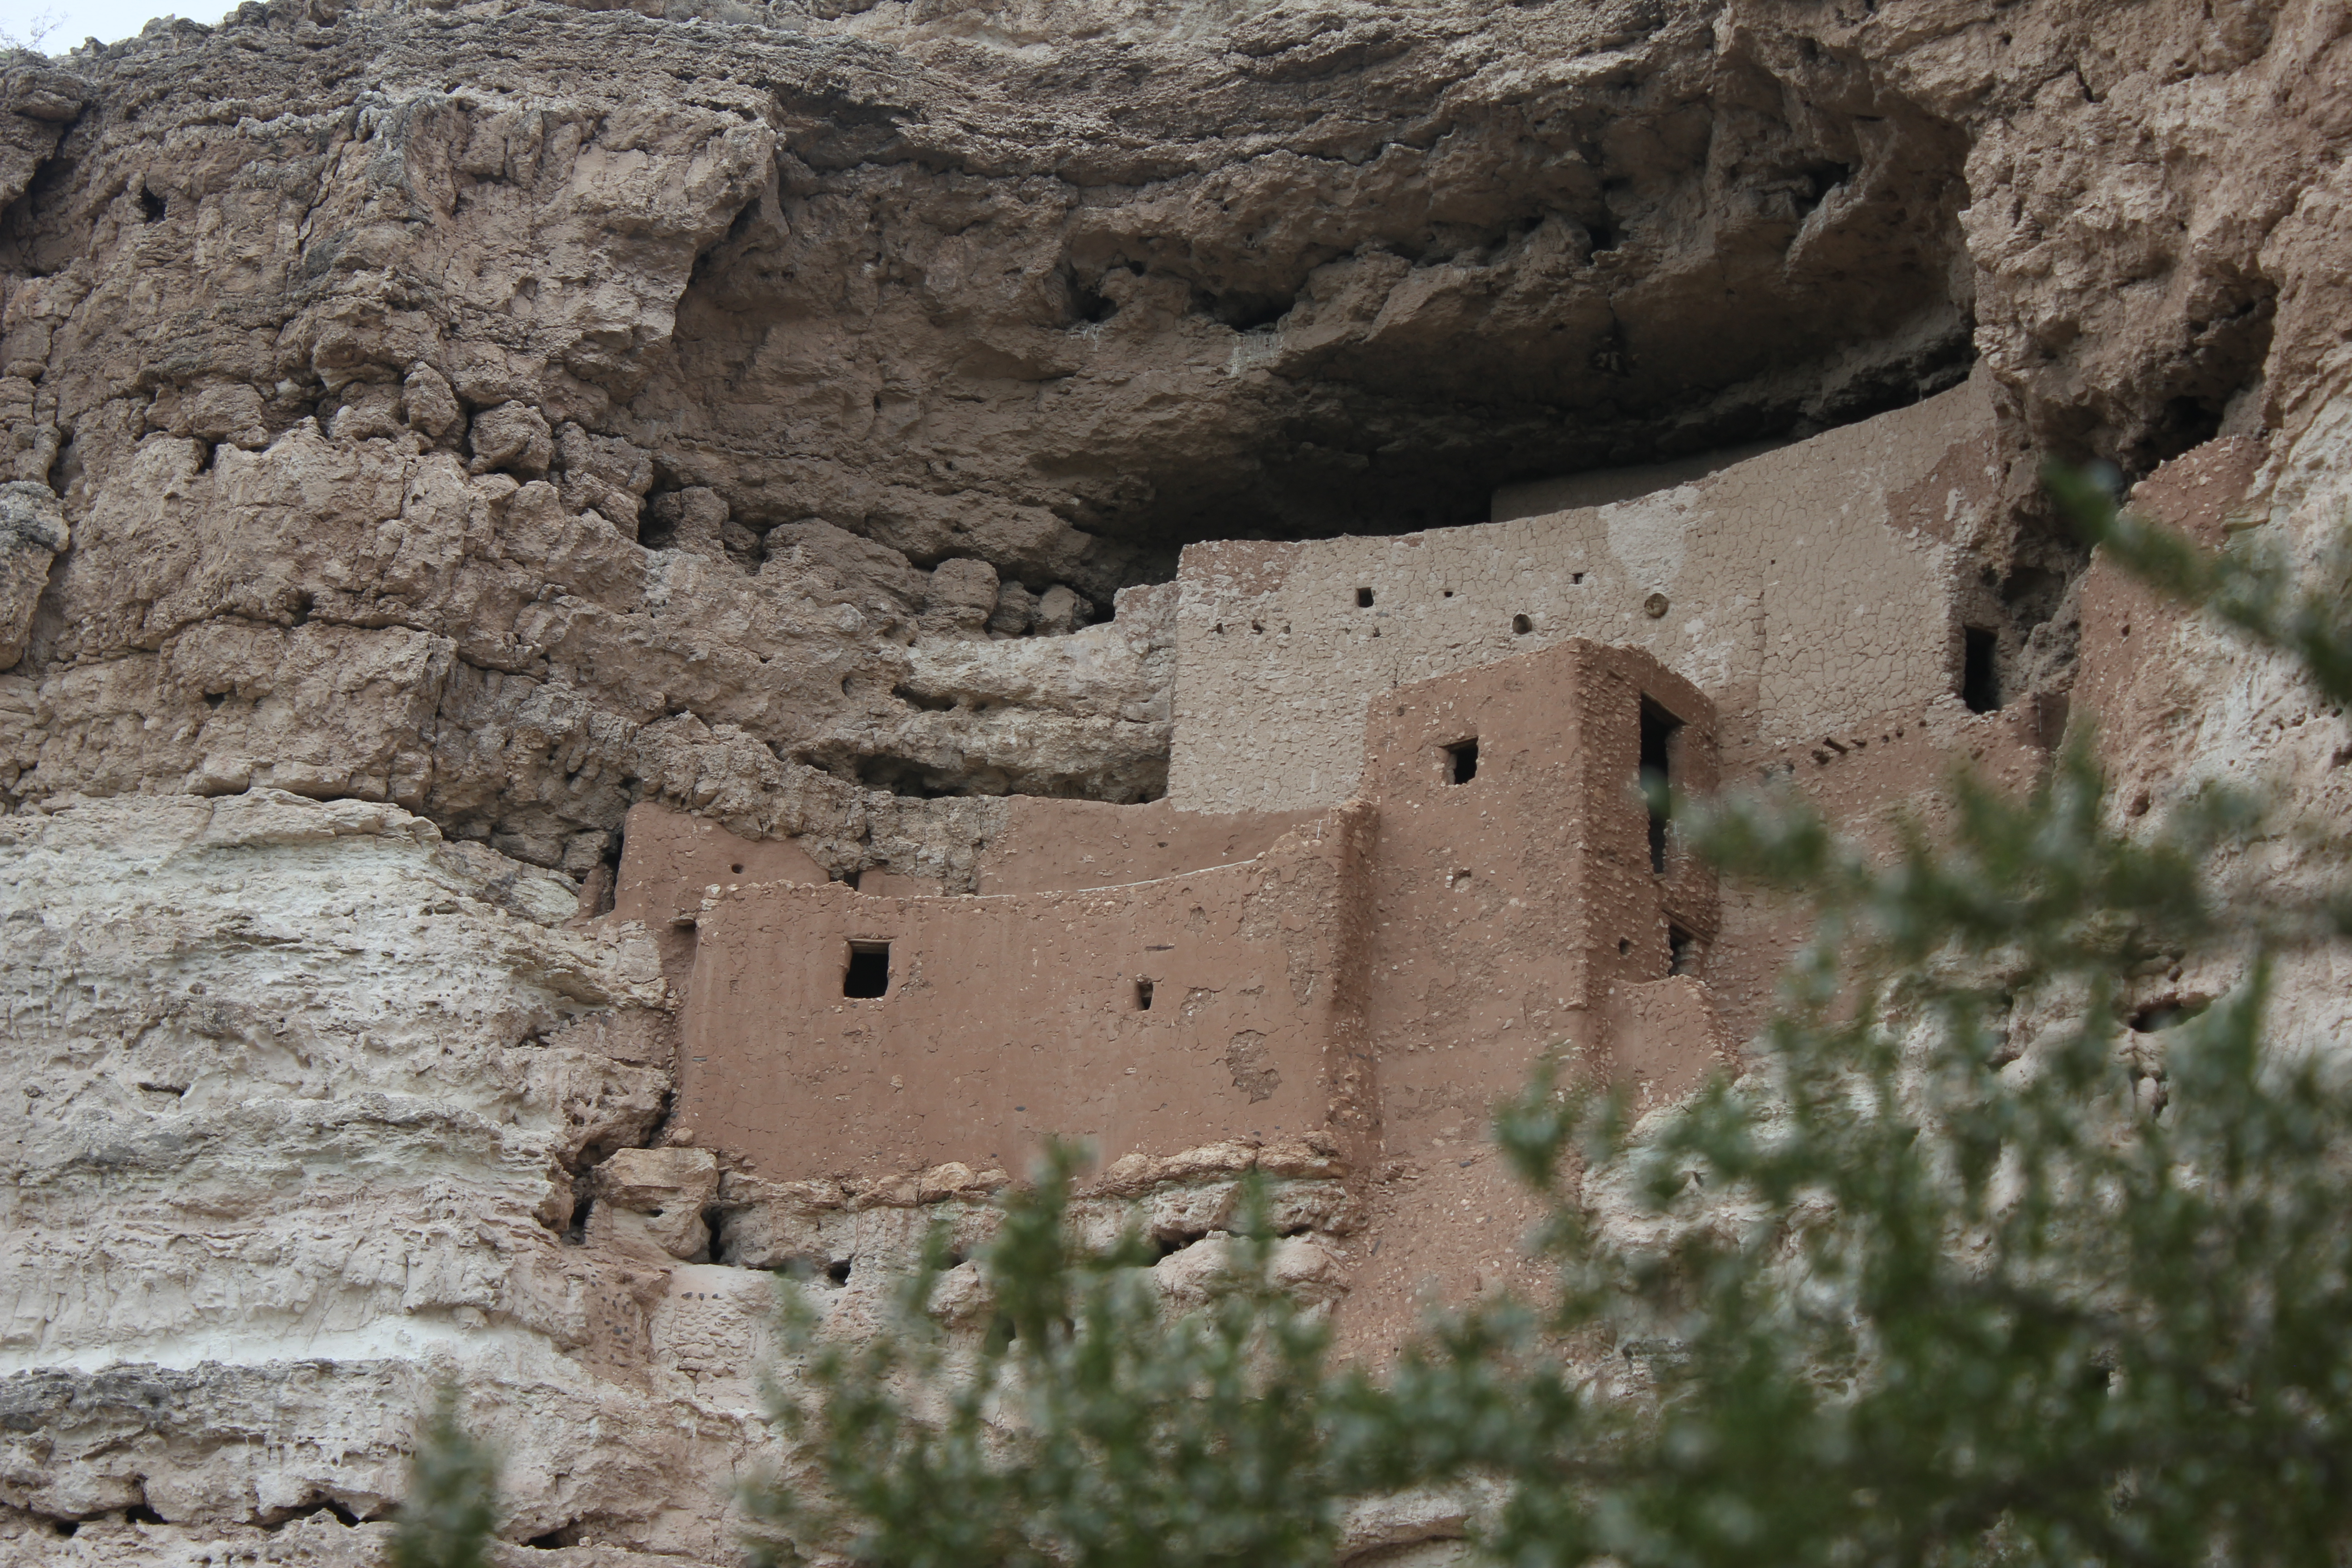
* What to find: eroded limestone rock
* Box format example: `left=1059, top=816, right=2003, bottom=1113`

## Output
left=4, top=0, right=2351, bottom=1559
left=0, top=481, right=64, bottom=670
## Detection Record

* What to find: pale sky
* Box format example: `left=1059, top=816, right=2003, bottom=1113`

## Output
left=2, top=0, right=218, bottom=50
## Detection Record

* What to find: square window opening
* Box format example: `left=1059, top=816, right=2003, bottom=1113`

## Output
left=1134, top=978, right=1155, bottom=1011
left=1962, top=626, right=2001, bottom=713
left=1640, top=697, right=1682, bottom=875
left=1668, top=926, right=1699, bottom=977
left=1357, top=587, right=1375, bottom=608
left=1446, top=738, right=1479, bottom=784
left=844, top=940, right=891, bottom=998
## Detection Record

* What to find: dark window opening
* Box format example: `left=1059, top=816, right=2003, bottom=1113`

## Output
left=1617, top=936, right=1632, bottom=956
left=825, top=1258, right=853, bottom=1285
left=843, top=941, right=891, bottom=998
left=2128, top=996, right=2209, bottom=1034
left=1512, top=613, right=1533, bottom=634
left=729, top=862, right=744, bottom=874
left=1356, top=587, right=1375, bottom=608
left=139, top=189, right=167, bottom=223
left=1962, top=627, right=2001, bottom=713
left=1135, top=978, right=1155, bottom=1010
left=1669, top=926, right=1699, bottom=976
left=1447, top=739, right=1479, bottom=784
left=1640, top=698, right=1683, bottom=875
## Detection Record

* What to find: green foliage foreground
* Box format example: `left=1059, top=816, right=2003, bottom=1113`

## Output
left=390, top=1387, right=500, bottom=1568
left=748, top=475, right=2352, bottom=1568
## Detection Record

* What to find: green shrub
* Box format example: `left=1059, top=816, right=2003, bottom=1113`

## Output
left=752, top=468, right=2352, bottom=1566
left=390, top=1387, right=500, bottom=1568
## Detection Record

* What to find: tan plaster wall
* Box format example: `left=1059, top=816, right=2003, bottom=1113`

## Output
left=673, top=818, right=1372, bottom=1180
left=1359, top=641, right=1720, bottom=1153
left=1490, top=438, right=1793, bottom=519
left=1702, top=694, right=2065, bottom=1046
left=972, top=795, right=1322, bottom=894
left=1169, top=376, right=1999, bottom=814
left=613, top=799, right=828, bottom=931
left=2070, top=436, right=2267, bottom=783
left=669, top=642, right=1724, bottom=1186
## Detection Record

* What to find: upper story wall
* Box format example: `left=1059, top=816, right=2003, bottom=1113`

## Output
left=972, top=795, right=1321, bottom=895
left=662, top=641, right=1726, bottom=1184
left=1168, top=376, right=1999, bottom=814
left=1360, top=641, right=1720, bottom=1152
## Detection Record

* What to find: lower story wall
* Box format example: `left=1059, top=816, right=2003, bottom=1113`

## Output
left=675, top=815, right=1372, bottom=1179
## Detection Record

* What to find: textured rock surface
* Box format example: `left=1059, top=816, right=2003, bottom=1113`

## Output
left=0, top=480, right=64, bottom=669
left=3, top=0, right=2350, bottom=1559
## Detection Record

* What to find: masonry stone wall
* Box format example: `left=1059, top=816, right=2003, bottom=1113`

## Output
left=1168, top=376, right=2001, bottom=814
left=662, top=642, right=1721, bottom=1183
left=1359, top=642, right=1724, bottom=1152
left=674, top=815, right=1374, bottom=1180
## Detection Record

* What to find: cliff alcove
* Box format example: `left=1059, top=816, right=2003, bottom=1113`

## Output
left=628, top=0, right=1979, bottom=595
left=2, top=0, right=2348, bottom=1559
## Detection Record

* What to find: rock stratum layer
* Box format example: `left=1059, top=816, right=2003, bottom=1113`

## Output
left=2, top=0, right=2349, bottom=1560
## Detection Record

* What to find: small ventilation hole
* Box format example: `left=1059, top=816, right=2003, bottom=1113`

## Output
left=1512, top=613, right=1533, bottom=634
left=1134, top=978, right=1155, bottom=1010
left=1446, top=739, right=1479, bottom=784
left=1357, top=587, right=1375, bottom=608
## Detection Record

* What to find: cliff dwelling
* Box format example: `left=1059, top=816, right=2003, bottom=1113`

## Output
left=0, top=0, right=2337, bottom=1556
left=606, top=375, right=2048, bottom=1195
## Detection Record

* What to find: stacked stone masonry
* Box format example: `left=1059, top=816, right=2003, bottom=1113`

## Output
left=7, top=0, right=2350, bottom=1556
left=657, top=641, right=1720, bottom=1185
left=1171, top=375, right=2001, bottom=815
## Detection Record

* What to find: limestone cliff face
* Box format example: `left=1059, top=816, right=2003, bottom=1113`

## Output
left=1, top=0, right=2348, bottom=1560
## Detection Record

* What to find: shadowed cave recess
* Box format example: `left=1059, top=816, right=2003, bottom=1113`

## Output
left=0, top=0, right=2327, bottom=1556
left=0, top=0, right=2275, bottom=870
left=627, top=0, right=1981, bottom=598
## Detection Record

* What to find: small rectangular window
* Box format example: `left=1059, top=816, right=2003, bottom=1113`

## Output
left=1357, top=587, right=1375, bottom=608
left=1962, top=627, right=2001, bottom=713
left=844, top=941, right=891, bottom=998
left=1640, top=698, right=1681, bottom=875
left=1668, top=926, right=1699, bottom=977
left=1134, top=978, right=1155, bottom=1010
left=1446, top=739, right=1479, bottom=784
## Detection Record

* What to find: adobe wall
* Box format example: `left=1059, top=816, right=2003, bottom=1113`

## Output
left=1359, top=642, right=1722, bottom=1152
left=612, top=799, right=830, bottom=993
left=612, top=799, right=828, bottom=930
left=2068, top=436, right=2267, bottom=785
left=972, top=795, right=1322, bottom=894
left=1168, top=375, right=2000, bottom=814
left=1490, top=439, right=1794, bottom=519
left=1702, top=693, right=2063, bottom=1047
left=665, top=642, right=1725, bottom=1183
left=672, top=813, right=1376, bottom=1180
